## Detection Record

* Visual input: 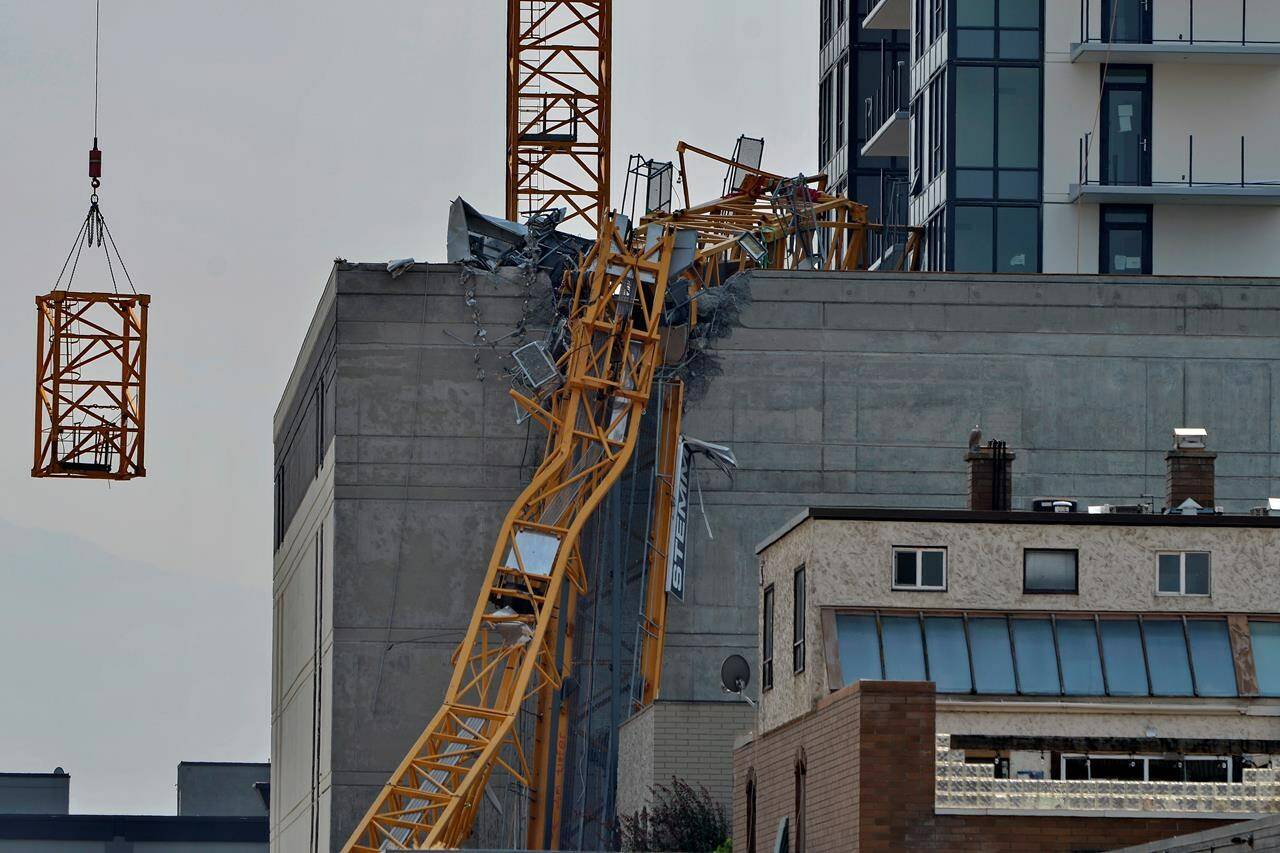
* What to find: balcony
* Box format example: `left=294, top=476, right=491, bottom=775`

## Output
left=863, top=0, right=909, bottom=31
left=1071, top=0, right=1280, bottom=65
left=1069, top=133, right=1280, bottom=206
left=861, top=59, right=909, bottom=159
left=936, top=736, right=1280, bottom=819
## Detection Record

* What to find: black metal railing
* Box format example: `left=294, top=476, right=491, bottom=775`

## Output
left=863, top=57, right=909, bottom=148
left=1079, top=0, right=1278, bottom=47
left=1076, top=132, right=1280, bottom=190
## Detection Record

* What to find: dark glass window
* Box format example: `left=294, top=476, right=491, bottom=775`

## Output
left=1249, top=621, right=1280, bottom=697
left=821, top=0, right=833, bottom=44
left=1011, top=618, right=1059, bottom=694
left=882, top=616, right=927, bottom=680
left=968, top=617, right=1016, bottom=693
left=1090, top=758, right=1145, bottom=781
left=956, top=0, right=1040, bottom=59
left=1158, top=552, right=1211, bottom=596
left=836, top=613, right=882, bottom=684
left=836, top=58, right=848, bottom=151
left=1101, top=205, right=1151, bottom=274
left=762, top=585, right=775, bottom=691
left=1056, top=619, right=1105, bottom=695
left=819, top=73, right=833, bottom=166
left=1024, top=549, right=1077, bottom=593
left=793, top=566, right=806, bottom=673
left=953, top=206, right=994, bottom=272
left=998, top=67, right=1039, bottom=168
left=1142, top=619, right=1194, bottom=696
left=928, top=73, right=946, bottom=179
left=996, top=207, right=1038, bottom=271
left=1186, top=619, right=1237, bottom=697
left=893, top=547, right=946, bottom=589
left=1099, top=618, right=1147, bottom=695
left=923, top=617, right=972, bottom=693
left=955, top=67, right=995, bottom=169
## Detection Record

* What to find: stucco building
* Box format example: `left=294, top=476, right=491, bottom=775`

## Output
left=738, top=438, right=1280, bottom=850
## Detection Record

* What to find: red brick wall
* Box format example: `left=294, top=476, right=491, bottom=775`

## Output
left=733, top=681, right=1241, bottom=852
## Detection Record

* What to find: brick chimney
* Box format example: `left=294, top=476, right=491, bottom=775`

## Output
left=1166, top=428, right=1215, bottom=510
left=966, top=438, right=1015, bottom=512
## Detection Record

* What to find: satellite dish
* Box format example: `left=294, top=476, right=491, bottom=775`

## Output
left=720, top=654, right=751, bottom=694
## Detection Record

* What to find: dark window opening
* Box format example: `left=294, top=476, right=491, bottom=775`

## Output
left=793, top=566, right=807, bottom=674
left=763, top=585, right=775, bottom=691
left=1024, top=549, right=1078, bottom=594
left=1100, top=204, right=1151, bottom=274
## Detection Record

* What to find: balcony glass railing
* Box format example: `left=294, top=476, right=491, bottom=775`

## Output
left=1074, top=132, right=1280, bottom=203
left=1076, top=0, right=1280, bottom=51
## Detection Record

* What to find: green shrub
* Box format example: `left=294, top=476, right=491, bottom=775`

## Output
left=618, top=777, right=730, bottom=852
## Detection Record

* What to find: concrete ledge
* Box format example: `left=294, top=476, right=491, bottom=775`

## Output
left=1071, top=42, right=1280, bottom=65
left=861, top=109, right=909, bottom=158
left=863, top=0, right=909, bottom=30
left=1069, top=183, right=1280, bottom=206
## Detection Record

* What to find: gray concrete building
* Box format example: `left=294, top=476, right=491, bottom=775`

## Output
left=0, top=764, right=268, bottom=852
left=0, top=770, right=69, bottom=815
left=177, top=762, right=270, bottom=818
left=272, top=261, right=1280, bottom=850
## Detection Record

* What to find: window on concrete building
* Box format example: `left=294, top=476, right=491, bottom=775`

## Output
left=928, top=72, right=946, bottom=181
left=915, top=0, right=926, bottom=54
left=821, top=0, right=833, bottom=44
left=1023, top=549, right=1077, bottom=593
left=819, top=73, right=833, bottom=166
left=793, top=566, right=807, bottom=674
left=1100, top=205, right=1152, bottom=274
left=1249, top=620, right=1280, bottom=696
left=1157, top=552, right=1211, bottom=596
left=836, top=57, right=848, bottom=151
left=893, top=547, right=947, bottom=590
left=837, top=0, right=846, bottom=27
left=955, top=0, right=1041, bottom=60
left=932, top=0, right=946, bottom=43
left=763, top=585, right=775, bottom=691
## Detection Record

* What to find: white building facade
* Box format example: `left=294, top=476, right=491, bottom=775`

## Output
left=820, top=0, right=1280, bottom=274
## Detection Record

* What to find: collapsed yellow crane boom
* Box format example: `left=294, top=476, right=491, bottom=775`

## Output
left=344, top=219, right=677, bottom=851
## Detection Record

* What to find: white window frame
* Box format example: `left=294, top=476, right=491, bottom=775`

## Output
left=891, top=546, right=948, bottom=591
left=1060, top=753, right=1231, bottom=783
left=1156, top=551, right=1212, bottom=597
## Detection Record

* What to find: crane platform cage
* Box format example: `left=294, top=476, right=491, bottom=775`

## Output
left=33, top=289, right=149, bottom=480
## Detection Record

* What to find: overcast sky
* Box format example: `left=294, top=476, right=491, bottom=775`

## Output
left=0, top=1, right=818, bottom=815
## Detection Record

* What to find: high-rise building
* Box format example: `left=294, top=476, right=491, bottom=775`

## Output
left=821, top=0, right=1280, bottom=273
